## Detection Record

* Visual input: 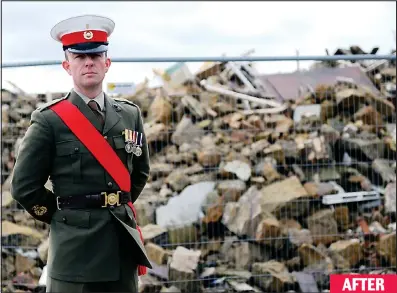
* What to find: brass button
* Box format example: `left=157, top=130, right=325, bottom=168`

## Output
left=107, top=182, right=113, bottom=187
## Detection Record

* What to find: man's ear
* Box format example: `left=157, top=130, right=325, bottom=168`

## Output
left=105, top=58, right=111, bottom=73
left=62, top=60, right=72, bottom=76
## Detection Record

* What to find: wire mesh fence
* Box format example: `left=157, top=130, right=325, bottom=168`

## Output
left=1, top=54, right=396, bottom=293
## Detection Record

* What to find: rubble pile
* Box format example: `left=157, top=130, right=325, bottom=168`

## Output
left=311, top=45, right=396, bottom=106
left=1, top=51, right=396, bottom=293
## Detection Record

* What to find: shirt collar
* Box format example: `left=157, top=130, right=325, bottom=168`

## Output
left=74, top=89, right=105, bottom=112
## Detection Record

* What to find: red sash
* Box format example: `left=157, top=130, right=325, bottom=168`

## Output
left=50, top=100, right=147, bottom=276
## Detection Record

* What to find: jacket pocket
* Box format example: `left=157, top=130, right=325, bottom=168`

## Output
left=52, top=209, right=90, bottom=228
left=55, top=140, right=88, bottom=183
left=112, top=135, right=133, bottom=173
left=113, top=135, right=126, bottom=149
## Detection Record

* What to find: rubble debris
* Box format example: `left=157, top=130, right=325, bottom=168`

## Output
left=160, top=285, right=181, bottom=292
left=2, top=47, right=396, bottom=292
left=168, top=246, right=202, bottom=292
left=145, top=243, right=169, bottom=266
left=217, top=180, right=246, bottom=202
left=385, top=182, right=396, bottom=213
left=255, top=216, right=281, bottom=247
left=2, top=221, right=44, bottom=247
left=226, top=280, right=260, bottom=292
left=293, top=272, right=320, bottom=293
left=378, top=232, right=396, bottom=266
left=288, top=228, right=313, bottom=248
left=298, top=243, right=330, bottom=267
left=200, top=80, right=286, bottom=110
left=328, top=239, right=363, bottom=267
left=139, top=274, right=164, bottom=293
left=219, top=160, right=251, bottom=181
left=251, top=260, right=295, bottom=292
left=37, top=238, right=49, bottom=264
left=222, top=186, right=262, bottom=238
left=141, top=224, right=168, bottom=245
left=371, top=159, right=396, bottom=186
left=334, top=206, right=350, bottom=231
left=148, top=91, right=173, bottom=124
left=260, top=176, right=313, bottom=218
left=307, top=209, right=340, bottom=245
left=156, top=181, right=216, bottom=228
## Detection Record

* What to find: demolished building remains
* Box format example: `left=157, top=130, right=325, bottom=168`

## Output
left=2, top=46, right=396, bottom=293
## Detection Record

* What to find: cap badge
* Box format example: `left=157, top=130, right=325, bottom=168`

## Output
left=83, top=30, right=93, bottom=40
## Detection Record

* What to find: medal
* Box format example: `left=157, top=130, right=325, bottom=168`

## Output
left=135, top=146, right=142, bottom=157
left=125, top=143, right=134, bottom=153
left=131, top=145, right=137, bottom=154
left=124, top=129, right=134, bottom=153
left=130, top=131, right=137, bottom=154
left=133, top=132, right=143, bottom=157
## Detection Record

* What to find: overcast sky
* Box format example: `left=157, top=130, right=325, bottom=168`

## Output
left=2, top=1, right=396, bottom=94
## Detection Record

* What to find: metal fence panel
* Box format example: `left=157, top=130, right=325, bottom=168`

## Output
left=1, top=54, right=396, bottom=293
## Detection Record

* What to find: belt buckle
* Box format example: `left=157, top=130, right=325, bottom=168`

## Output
left=101, top=191, right=121, bottom=208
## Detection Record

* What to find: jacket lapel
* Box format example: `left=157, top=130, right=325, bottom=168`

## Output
left=68, top=90, right=103, bottom=133
left=103, top=94, right=121, bottom=135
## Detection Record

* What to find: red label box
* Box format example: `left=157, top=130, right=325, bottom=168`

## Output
left=330, top=274, right=397, bottom=293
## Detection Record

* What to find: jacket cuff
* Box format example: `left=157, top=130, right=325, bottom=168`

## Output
left=25, top=194, right=57, bottom=224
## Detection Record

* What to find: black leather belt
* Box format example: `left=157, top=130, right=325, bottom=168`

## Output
left=56, top=191, right=131, bottom=210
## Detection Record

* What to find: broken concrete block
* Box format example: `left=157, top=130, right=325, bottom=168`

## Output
left=139, top=274, right=164, bottom=293
left=251, top=261, right=295, bottom=292
left=298, top=243, right=329, bottom=267
left=385, top=182, right=396, bottom=213
left=145, top=243, right=168, bottom=265
left=220, top=160, right=251, bottom=181
left=378, top=232, right=396, bottom=266
left=221, top=186, right=262, bottom=238
left=140, top=224, right=168, bottom=245
left=255, top=216, right=281, bottom=247
left=307, top=209, right=339, bottom=245
left=168, top=246, right=202, bottom=292
left=328, top=239, right=363, bottom=267
left=260, top=176, right=312, bottom=218
left=217, top=180, right=247, bottom=202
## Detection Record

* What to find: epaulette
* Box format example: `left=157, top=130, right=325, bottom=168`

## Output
left=37, top=93, right=69, bottom=112
left=112, top=97, right=138, bottom=108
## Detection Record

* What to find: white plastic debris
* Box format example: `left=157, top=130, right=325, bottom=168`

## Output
left=38, top=265, right=47, bottom=286
left=156, top=181, right=216, bottom=228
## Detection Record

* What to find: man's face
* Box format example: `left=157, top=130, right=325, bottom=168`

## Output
left=62, top=52, right=111, bottom=89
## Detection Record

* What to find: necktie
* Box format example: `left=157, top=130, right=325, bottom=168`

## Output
left=88, top=100, right=105, bottom=128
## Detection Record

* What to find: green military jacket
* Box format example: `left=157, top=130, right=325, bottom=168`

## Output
left=10, top=89, right=152, bottom=282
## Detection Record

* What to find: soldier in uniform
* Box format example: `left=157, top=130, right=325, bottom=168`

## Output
left=11, top=15, right=152, bottom=292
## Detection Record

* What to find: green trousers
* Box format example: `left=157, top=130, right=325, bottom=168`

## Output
left=46, top=266, right=138, bottom=292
